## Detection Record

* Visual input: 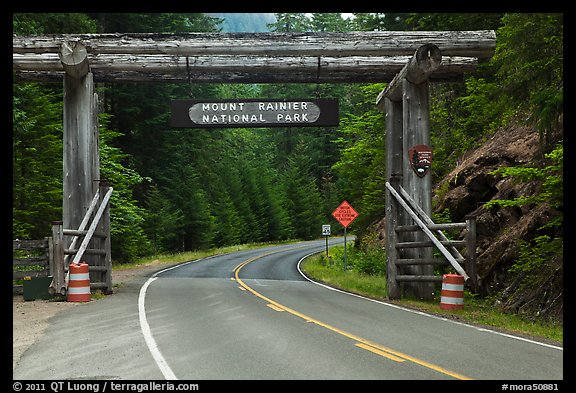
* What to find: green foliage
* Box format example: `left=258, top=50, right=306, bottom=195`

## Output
left=99, top=114, right=152, bottom=262
left=318, top=243, right=386, bottom=277
left=351, top=13, right=409, bottom=31
left=143, top=185, right=185, bottom=254
left=13, top=13, right=97, bottom=34
left=87, top=13, right=219, bottom=33
left=13, top=83, right=63, bottom=239
left=405, top=12, right=503, bottom=30
left=268, top=13, right=353, bottom=32
left=268, top=13, right=313, bottom=32
left=350, top=248, right=387, bottom=276
left=303, top=246, right=388, bottom=299
left=281, top=142, right=325, bottom=240
left=484, top=142, right=563, bottom=210
left=332, top=84, right=386, bottom=229
left=493, top=13, right=563, bottom=148
left=484, top=142, right=563, bottom=299
left=510, top=235, right=562, bottom=274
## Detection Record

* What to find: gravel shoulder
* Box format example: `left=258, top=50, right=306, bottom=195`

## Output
left=12, top=259, right=176, bottom=371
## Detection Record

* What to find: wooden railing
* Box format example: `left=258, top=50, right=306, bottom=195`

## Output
left=385, top=181, right=478, bottom=293
left=50, top=181, right=113, bottom=296
left=13, top=239, right=50, bottom=295
left=14, top=182, right=113, bottom=297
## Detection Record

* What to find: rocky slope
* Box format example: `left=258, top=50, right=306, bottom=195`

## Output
left=433, top=121, right=563, bottom=322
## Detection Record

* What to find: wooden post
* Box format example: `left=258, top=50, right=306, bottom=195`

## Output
left=402, top=77, right=435, bottom=300
left=379, top=44, right=442, bottom=299
left=377, top=44, right=441, bottom=106
left=100, top=180, right=113, bottom=294
left=62, top=41, right=99, bottom=265
left=384, top=97, right=403, bottom=299
left=465, top=218, right=478, bottom=291
left=59, top=41, right=90, bottom=78
left=49, top=221, right=66, bottom=296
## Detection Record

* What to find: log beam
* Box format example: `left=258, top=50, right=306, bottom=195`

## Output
left=13, top=53, right=477, bottom=83
left=13, top=31, right=497, bottom=59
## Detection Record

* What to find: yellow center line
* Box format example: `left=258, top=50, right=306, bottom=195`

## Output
left=266, top=303, right=285, bottom=312
left=355, top=342, right=405, bottom=362
left=234, top=250, right=473, bottom=381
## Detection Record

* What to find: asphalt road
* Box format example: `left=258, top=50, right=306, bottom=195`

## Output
left=13, top=239, right=563, bottom=381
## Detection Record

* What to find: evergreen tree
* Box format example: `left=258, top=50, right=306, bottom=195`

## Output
left=143, top=185, right=185, bottom=253
left=332, top=84, right=386, bottom=230
left=13, top=83, right=63, bottom=239
left=350, top=13, right=409, bottom=31
left=268, top=13, right=312, bottom=32
left=99, top=114, right=152, bottom=262
left=493, top=13, right=563, bottom=150
left=281, top=142, right=324, bottom=240
left=310, top=13, right=352, bottom=32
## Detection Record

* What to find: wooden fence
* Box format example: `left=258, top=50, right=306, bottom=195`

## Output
left=13, top=238, right=51, bottom=295
left=13, top=182, right=113, bottom=297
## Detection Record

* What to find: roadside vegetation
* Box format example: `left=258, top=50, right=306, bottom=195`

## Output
left=300, top=243, right=563, bottom=343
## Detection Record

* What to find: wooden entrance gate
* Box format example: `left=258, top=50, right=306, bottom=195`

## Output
left=13, top=31, right=495, bottom=298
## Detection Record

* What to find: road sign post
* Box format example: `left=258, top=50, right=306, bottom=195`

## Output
left=331, top=201, right=359, bottom=271
left=322, top=225, right=331, bottom=257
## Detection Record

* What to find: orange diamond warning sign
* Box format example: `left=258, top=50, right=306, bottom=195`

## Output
left=332, top=200, right=359, bottom=228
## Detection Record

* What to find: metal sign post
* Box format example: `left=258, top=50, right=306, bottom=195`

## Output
left=344, top=227, right=347, bottom=270
left=331, top=201, right=359, bottom=271
left=322, top=224, right=331, bottom=257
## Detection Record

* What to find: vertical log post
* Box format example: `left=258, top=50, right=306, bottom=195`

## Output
left=62, top=41, right=100, bottom=266
left=99, top=180, right=113, bottom=294
left=378, top=44, right=442, bottom=300
left=465, top=218, right=478, bottom=291
left=402, top=78, right=435, bottom=300
left=384, top=98, right=403, bottom=300
left=49, top=221, right=66, bottom=296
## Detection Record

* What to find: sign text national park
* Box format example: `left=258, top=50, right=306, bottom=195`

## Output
left=171, top=99, right=339, bottom=128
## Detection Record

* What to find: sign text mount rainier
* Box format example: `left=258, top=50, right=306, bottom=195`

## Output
left=171, top=98, right=339, bottom=128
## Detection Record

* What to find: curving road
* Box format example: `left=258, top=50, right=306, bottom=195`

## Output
left=13, top=239, right=563, bottom=381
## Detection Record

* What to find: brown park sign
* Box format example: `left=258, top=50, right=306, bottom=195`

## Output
left=408, top=144, right=433, bottom=178
left=171, top=98, right=339, bottom=128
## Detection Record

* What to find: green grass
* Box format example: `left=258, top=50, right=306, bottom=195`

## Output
left=302, top=254, right=387, bottom=300
left=301, top=245, right=563, bottom=343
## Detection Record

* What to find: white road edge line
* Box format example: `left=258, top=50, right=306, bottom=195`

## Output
left=138, top=256, right=220, bottom=380
left=139, top=276, right=178, bottom=380
left=137, top=247, right=302, bottom=379
left=296, top=252, right=563, bottom=351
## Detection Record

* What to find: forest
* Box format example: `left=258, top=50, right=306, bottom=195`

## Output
left=13, top=12, right=562, bottom=278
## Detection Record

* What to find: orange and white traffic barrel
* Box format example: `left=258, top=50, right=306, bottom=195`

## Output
left=67, top=262, right=91, bottom=302
left=440, top=274, right=464, bottom=310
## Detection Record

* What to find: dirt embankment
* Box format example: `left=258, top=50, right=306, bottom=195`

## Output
left=433, top=122, right=563, bottom=322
